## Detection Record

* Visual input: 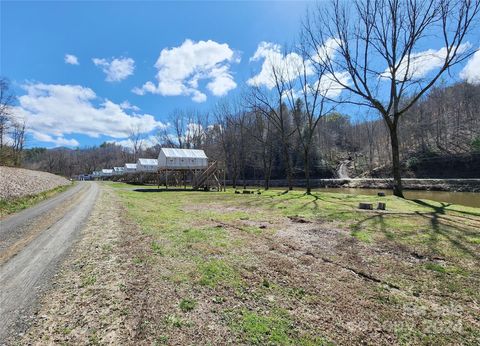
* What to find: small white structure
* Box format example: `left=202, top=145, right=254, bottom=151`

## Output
left=113, top=167, right=125, bottom=175
left=137, top=158, right=158, bottom=172
left=101, top=169, right=113, bottom=176
left=124, top=163, right=137, bottom=173
left=158, top=148, right=208, bottom=170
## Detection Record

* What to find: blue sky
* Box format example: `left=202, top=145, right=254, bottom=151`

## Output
left=1, top=1, right=479, bottom=148
left=2, top=1, right=309, bottom=148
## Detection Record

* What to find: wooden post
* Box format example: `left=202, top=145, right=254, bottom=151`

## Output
left=358, top=203, right=373, bottom=210
left=223, top=166, right=226, bottom=192
left=165, top=170, right=168, bottom=189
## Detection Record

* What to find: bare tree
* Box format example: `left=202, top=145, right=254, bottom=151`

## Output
left=11, top=119, right=26, bottom=165
left=213, top=99, right=242, bottom=188
left=247, top=48, right=297, bottom=190
left=128, top=124, right=146, bottom=161
left=250, top=109, right=275, bottom=189
left=304, top=0, right=480, bottom=197
left=284, top=46, right=337, bottom=194
left=0, top=78, right=15, bottom=150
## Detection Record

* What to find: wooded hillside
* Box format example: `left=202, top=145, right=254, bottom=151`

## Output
left=19, top=82, right=480, bottom=182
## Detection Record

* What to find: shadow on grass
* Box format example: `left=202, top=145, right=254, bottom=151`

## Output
left=412, top=199, right=480, bottom=217
left=349, top=200, right=479, bottom=260
left=410, top=200, right=480, bottom=260
left=134, top=188, right=205, bottom=193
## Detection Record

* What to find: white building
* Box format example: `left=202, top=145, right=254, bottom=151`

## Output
left=136, top=158, right=158, bottom=172
left=101, top=169, right=113, bottom=176
left=113, top=167, right=125, bottom=175
left=124, top=163, right=137, bottom=173
left=157, top=148, right=208, bottom=170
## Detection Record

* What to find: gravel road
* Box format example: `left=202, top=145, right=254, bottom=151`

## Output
left=0, top=181, right=99, bottom=342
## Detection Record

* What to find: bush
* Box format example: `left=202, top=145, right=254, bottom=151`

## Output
left=471, top=136, right=480, bottom=152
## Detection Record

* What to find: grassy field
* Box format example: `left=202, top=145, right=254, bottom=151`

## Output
left=110, top=183, right=480, bottom=345
left=0, top=183, right=73, bottom=218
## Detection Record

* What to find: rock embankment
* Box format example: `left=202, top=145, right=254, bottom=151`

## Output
left=0, top=166, right=70, bottom=200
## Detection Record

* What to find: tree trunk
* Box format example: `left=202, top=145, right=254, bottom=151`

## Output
left=389, top=125, right=404, bottom=198
left=262, top=151, right=269, bottom=190
left=304, top=147, right=311, bottom=194
left=281, top=136, right=293, bottom=191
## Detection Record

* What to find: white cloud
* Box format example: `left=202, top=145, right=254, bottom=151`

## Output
left=14, top=83, right=167, bottom=147
left=247, top=41, right=309, bottom=89
left=460, top=48, right=480, bottom=85
left=64, top=54, right=79, bottom=65
left=133, top=39, right=239, bottom=102
left=30, top=131, right=80, bottom=147
left=120, top=100, right=140, bottom=112
left=381, top=43, right=471, bottom=81
left=315, top=72, right=350, bottom=98
left=312, top=38, right=341, bottom=64
left=93, top=57, right=135, bottom=82
left=248, top=40, right=348, bottom=99
left=107, top=135, right=158, bottom=150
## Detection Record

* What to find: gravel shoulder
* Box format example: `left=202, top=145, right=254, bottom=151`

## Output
left=0, top=182, right=99, bottom=343
left=0, top=182, right=86, bottom=261
left=0, top=166, right=70, bottom=200
left=16, top=185, right=137, bottom=344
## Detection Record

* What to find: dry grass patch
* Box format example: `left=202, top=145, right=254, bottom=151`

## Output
left=112, top=186, right=479, bottom=345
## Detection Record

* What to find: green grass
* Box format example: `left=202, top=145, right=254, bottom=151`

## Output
left=150, top=240, right=163, bottom=255
left=424, top=262, right=446, bottom=273
left=179, top=298, right=197, bottom=312
left=0, top=183, right=73, bottom=218
left=109, top=182, right=480, bottom=344
left=228, top=309, right=331, bottom=346
left=234, top=309, right=293, bottom=345
left=197, top=259, right=240, bottom=287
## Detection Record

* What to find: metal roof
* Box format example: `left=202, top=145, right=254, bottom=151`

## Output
left=160, top=148, right=207, bottom=159
left=113, top=167, right=125, bottom=172
left=138, top=158, right=158, bottom=166
left=125, top=163, right=137, bottom=169
left=102, top=169, right=113, bottom=174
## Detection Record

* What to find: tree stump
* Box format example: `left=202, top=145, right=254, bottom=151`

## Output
left=358, top=202, right=373, bottom=210
left=377, top=202, right=386, bottom=210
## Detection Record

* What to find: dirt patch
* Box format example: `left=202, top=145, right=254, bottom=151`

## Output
left=214, top=216, right=480, bottom=344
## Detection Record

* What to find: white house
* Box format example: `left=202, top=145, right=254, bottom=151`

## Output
left=101, top=169, right=113, bottom=176
left=124, top=163, right=137, bottom=173
left=137, top=158, right=158, bottom=172
left=157, top=148, right=208, bottom=170
left=113, top=167, right=125, bottom=175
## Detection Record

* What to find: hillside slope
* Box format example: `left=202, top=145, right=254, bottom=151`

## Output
left=0, top=166, right=70, bottom=200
